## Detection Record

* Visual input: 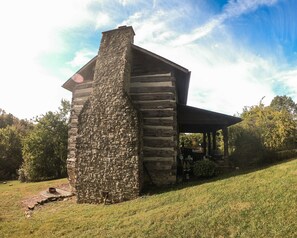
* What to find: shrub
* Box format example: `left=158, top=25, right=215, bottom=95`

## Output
left=17, top=166, right=26, bottom=182
left=193, top=160, right=218, bottom=178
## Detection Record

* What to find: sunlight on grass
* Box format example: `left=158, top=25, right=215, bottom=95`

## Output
left=1, top=159, right=297, bottom=237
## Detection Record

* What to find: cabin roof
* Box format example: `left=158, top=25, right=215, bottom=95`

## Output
left=62, top=44, right=191, bottom=104
left=131, top=45, right=189, bottom=74
left=62, top=56, right=97, bottom=92
left=177, top=104, right=242, bottom=133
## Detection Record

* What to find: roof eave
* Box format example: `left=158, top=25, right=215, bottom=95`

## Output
left=131, top=44, right=190, bottom=74
left=62, top=55, right=97, bottom=92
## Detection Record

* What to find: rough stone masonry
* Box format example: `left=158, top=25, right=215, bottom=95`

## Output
left=75, top=26, right=143, bottom=204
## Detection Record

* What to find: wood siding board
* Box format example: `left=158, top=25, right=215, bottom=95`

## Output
left=141, top=110, right=176, bottom=118
left=143, top=149, right=174, bottom=157
left=73, top=91, right=92, bottom=98
left=75, top=82, right=93, bottom=90
left=134, top=101, right=176, bottom=109
left=143, top=128, right=175, bottom=137
left=143, top=138, right=175, bottom=147
left=131, top=76, right=174, bottom=83
left=143, top=157, right=173, bottom=162
left=130, top=86, right=175, bottom=93
left=130, top=93, right=175, bottom=101
left=143, top=118, right=174, bottom=126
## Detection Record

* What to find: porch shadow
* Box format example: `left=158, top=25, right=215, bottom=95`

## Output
left=141, top=157, right=297, bottom=196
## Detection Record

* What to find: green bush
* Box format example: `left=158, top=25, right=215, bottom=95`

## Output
left=193, top=160, right=218, bottom=178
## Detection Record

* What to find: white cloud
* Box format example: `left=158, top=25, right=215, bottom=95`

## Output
left=118, top=0, right=137, bottom=6
left=68, top=49, right=96, bottom=68
left=119, top=4, right=280, bottom=115
left=272, top=69, right=297, bottom=101
left=95, top=13, right=112, bottom=29
left=153, top=42, right=276, bottom=115
left=173, top=0, right=278, bottom=45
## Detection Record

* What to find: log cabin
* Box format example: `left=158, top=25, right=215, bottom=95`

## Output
left=62, top=26, right=241, bottom=204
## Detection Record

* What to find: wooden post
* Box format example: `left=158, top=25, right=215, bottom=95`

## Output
left=207, top=132, right=211, bottom=156
left=203, top=132, right=207, bottom=156
left=212, top=131, right=217, bottom=154
left=223, top=127, right=229, bottom=157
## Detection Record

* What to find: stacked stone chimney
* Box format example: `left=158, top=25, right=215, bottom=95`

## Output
left=75, top=26, right=142, bottom=203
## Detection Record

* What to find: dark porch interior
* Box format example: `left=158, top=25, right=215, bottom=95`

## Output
left=177, top=104, right=242, bottom=158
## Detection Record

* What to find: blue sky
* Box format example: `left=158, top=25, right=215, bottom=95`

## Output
left=0, top=0, right=296, bottom=119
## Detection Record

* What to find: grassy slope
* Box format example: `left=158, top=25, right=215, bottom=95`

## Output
left=1, top=159, right=297, bottom=238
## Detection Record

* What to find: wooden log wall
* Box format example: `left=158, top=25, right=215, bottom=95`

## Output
left=68, top=74, right=178, bottom=188
left=130, top=73, right=177, bottom=185
left=67, top=80, right=93, bottom=190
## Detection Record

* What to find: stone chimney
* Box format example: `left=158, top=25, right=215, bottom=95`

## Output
left=75, top=26, right=142, bottom=203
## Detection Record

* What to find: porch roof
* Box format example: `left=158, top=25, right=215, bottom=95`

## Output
left=177, top=104, right=242, bottom=133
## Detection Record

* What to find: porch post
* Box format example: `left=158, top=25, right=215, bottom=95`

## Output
left=203, top=132, right=207, bottom=156
left=207, top=132, right=211, bottom=156
left=212, top=131, right=217, bottom=153
left=223, top=127, right=229, bottom=157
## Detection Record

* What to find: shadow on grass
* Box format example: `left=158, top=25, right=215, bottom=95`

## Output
left=141, top=157, right=297, bottom=196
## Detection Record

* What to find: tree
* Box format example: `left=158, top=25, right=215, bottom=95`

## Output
left=0, top=109, right=14, bottom=129
left=0, top=126, right=23, bottom=180
left=229, top=96, right=297, bottom=167
left=270, top=95, right=297, bottom=115
left=0, top=110, right=33, bottom=180
left=179, top=133, right=203, bottom=148
left=20, top=100, right=70, bottom=181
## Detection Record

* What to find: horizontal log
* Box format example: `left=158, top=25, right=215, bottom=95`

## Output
left=75, top=82, right=93, bottom=90
left=70, top=114, right=78, bottom=120
left=73, top=104, right=84, bottom=109
left=131, top=76, right=174, bottom=83
left=143, top=118, right=174, bottom=126
left=146, top=164, right=172, bottom=171
left=143, top=157, right=174, bottom=162
left=143, top=128, right=175, bottom=137
left=131, top=82, right=172, bottom=88
left=73, top=99, right=88, bottom=106
left=143, top=138, right=175, bottom=147
left=132, top=69, right=172, bottom=76
left=70, top=121, right=78, bottom=127
left=68, top=132, right=78, bottom=137
left=70, top=118, right=78, bottom=123
left=143, top=149, right=174, bottom=157
left=72, top=107, right=84, bottom=114
left=130, top=93, right=175, bottom=101
left=134, top=101, right=176, bottom=109
left=130, top=86, right=175, bottom=93
left=141, top=110, right=176, bottom=118
left=73, top=91, right=92, bottom=98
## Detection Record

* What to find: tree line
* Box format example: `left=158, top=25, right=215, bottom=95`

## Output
left=0, top=100, right=70, bottom=181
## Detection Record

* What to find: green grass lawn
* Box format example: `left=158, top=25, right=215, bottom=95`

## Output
left=1, top=159, right=297, bottom=238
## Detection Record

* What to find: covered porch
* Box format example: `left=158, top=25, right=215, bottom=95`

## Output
left=177, top=104, right=242, bottom=159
